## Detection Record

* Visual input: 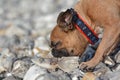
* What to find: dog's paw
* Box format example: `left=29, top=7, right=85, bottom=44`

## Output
left=79, top=61, right=97, bottom=72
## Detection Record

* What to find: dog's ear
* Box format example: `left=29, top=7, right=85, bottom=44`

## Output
left=57, top=12, right=64, bottom=24
left=57, top=10, right=74, bottom=32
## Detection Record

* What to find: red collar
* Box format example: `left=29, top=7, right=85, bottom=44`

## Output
left=69, top=8, right=99, bottom=45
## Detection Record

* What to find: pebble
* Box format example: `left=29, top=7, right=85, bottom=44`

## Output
left=114, top=51, right=120, bottom=63
left=34, top=37, right=50, bottom=51
left=12, top=60, right=31, bottom=78
left=3, top=76, right=16, bottom=80
left=23, top=65, right=47, bottom=80
left=0, top=49, right=15, bottom=73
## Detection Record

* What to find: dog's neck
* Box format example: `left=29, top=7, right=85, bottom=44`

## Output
left=69, top=8, right=99, bottom=45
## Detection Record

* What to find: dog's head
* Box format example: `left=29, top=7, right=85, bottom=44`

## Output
left=50, top=9, right=88, bottom=58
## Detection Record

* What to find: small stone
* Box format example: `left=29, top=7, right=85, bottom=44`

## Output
left=3, top=76, right=16, bottom=80
left=104, top=56, right=115, bottom=67
left=5, top=25, right=27, bottom=37
left=114, top=51, right=120, bottom=63
left=23, top=65, right=47, bottom=80
left=0, top=48, right=15, bottom=73
left=34, top=37, right=50, bottom=51
left=112, top=64, right=120, bottom=71
left=82, top=72, right=96, bottom=80
left=12, top=60, right=31, bottom=78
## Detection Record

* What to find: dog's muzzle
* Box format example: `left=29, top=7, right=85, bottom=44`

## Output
left=51, top=48, right=70, bottom=58
left=51, top=41, right=70, bottom=57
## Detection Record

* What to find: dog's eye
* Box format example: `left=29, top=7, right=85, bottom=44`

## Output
left=50, top=41, right=62, bottom=48
left=71, top=49, right=74, bottom=53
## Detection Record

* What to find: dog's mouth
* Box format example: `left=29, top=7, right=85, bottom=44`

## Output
left=51, top=48, right=70, bottom=58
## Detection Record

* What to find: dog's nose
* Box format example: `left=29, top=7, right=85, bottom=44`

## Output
left=50, top=41, right=61, bottom=48
left=52, top=48, right=69, bottom=57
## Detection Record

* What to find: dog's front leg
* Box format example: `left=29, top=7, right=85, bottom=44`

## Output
left=80, top=26, right=120, bottom=71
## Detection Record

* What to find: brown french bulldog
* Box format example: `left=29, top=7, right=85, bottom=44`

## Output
left=50, top=0, right=120, bottom=71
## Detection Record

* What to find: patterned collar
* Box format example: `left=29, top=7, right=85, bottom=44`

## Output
left=68, top=8, right=99, bottom=45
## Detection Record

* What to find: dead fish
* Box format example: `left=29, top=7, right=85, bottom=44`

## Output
left=32, top=56, right=79, bottom=73
left=31, top=58, right=58, bottom=70
left=57, top=57, right=79, bottom=73
left=32, top=47, right=53, bottom=58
